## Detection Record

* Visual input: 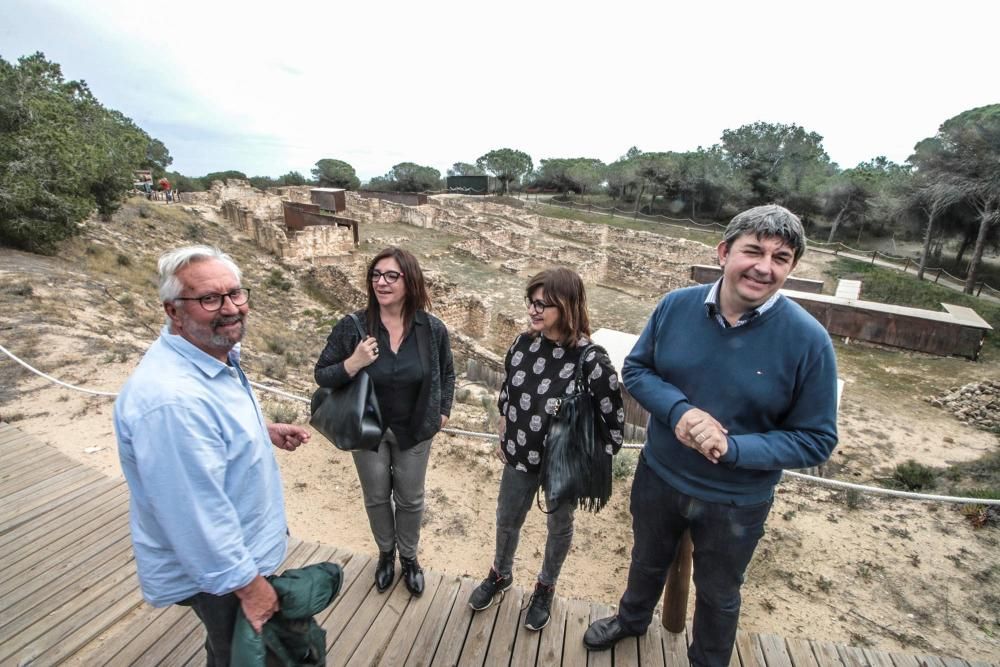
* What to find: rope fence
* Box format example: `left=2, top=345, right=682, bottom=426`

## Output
left=3, top=341, right=997, bottom=507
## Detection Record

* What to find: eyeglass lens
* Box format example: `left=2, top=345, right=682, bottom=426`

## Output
left=371, top=270, right=402, bottom=284
left=201, top=288, right=250, bottom=310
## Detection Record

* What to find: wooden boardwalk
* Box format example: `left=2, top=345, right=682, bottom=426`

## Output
left=0, top=422, right=995, bottom=667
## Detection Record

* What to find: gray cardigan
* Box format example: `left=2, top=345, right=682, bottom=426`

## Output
left=314, top=309, right=455, bottom=449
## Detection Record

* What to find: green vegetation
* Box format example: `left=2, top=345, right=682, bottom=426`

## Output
left=889, top=460, right=938, bottom=491
left=366, top=162, right=441, bottom=192
left=312, top=159, right=360, bottom=190
left=477, top=148, right=533, bottom=195
left=0, top=52, right=165, bottom=253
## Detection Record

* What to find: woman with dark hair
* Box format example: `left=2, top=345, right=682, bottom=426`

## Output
left=314, top=247, right=455, bottom=597
left=468, top=267, right=624, bottom=631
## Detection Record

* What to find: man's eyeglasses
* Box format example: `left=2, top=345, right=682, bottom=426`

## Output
left=525, top=297, right=556, bottom=313
left=174, top=288, right=251, bottom=312
left=370, top=270, right=404, bottom=284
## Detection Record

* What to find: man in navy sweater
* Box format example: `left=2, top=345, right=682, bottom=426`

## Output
left=584, top=204, right=838, bottom=666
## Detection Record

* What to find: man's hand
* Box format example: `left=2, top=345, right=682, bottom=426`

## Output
left=496, top=417, right=508, bottom=463
left=234, top=575, right=279, bottom=633
left=675, top=408, right=729, bottom=463
left=267, top=423, right=310, bottom=451
left=440, top=414, right=449, bottom=429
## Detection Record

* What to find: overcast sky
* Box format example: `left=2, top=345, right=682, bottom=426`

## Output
left=3, top=0, right=997, bottom=181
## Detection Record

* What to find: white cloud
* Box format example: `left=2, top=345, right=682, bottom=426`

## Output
left=3, top=0, right=997, bottom=179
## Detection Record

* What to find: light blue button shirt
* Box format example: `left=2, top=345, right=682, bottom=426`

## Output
left=114, top=326, right=287, bottom=607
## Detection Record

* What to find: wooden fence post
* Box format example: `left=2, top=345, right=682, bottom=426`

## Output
left=871, top=250, right=877, bottom=265
left=661, top=529, right=693, bottom=633
left=935, top=269, right=942, bottom=283
left=903, top=258, right=910, bottom=272
left=977, top=282, right=984, bottom=297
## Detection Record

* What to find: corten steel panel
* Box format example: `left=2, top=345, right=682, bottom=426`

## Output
left=792, top=298, right=987, bottom=360
left=310, top=189, right=346, bottom=212
left=357, top=191, right=428, bottom=206
left=690, top=265, right=824, bottom=293
left=282, top=202, right=360, bottom=244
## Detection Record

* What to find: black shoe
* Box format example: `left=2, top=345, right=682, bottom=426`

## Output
left=524, top=581, right=555, bottom=631
left=375, top=550, right=395, bottom=593
left=584, top=615, right=638, bottom=651
left=468, top=567, right=514, bottom=611
left=400, top=555, right=425, bottom=597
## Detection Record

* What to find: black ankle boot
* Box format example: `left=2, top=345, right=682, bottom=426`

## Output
left=400, top=555, right=424, bottom=597
left=375, top=550, right=395, bottom=593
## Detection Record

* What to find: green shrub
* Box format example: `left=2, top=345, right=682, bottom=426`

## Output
left=265, top=268, right=293, bottom=292
left=264, top=401, right=299, bottom=424
left=613, top=449, right=639, bottom=480
left=890, top=459, right=937, bottom=491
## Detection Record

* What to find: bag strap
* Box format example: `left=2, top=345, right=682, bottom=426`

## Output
left=348, top=312, right=366, bottom=340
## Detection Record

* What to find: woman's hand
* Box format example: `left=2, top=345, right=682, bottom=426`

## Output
left=495, top=417, right=507, bottom=463
left=344, top=336, right=380, bottom=376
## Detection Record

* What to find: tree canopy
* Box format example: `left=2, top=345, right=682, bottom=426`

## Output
left=447, top=162, right=484, bottom=176
left=311, top=158, right=360, bottom=190
left=367, top=162, right=441, bottom=192
left=0, top=52, right=155, bottom=253
left=476, top=148, right=533, bottom=194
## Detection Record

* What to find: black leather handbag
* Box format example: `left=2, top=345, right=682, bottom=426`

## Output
left=538, top=344, right=613, bottom=513
left=310, top=314, right=383, bottom=451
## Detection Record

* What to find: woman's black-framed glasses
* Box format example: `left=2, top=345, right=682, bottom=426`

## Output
left=174, top=288, right=251, bottom=312
left=370, top=269, right=404, bottom=284
left=525, top=297, right=556, bottom=313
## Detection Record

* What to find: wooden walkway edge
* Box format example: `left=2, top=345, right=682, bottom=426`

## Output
left=0, top=422, right=995, bottom=666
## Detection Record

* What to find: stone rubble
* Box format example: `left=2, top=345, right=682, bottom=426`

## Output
left=926, top=379, right=1000, bottom=431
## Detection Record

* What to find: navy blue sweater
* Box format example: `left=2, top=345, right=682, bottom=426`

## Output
left=623, top=284, right=838, bottom=505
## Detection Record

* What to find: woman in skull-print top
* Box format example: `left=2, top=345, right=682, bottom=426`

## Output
left=497, top=332, right=624, bottom=473
left=466, top=267, right=625, bottom=632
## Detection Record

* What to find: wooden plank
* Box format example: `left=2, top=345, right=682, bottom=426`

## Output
left=429, top=578, right=478, bottom=667
left=888, top=653, right=920, bottom=667
left=0, top=482, right=127, bottom=556
left=759, top=633, right=794, bottom=667
left=376, top=570, right=446, bottom=667
left=0, top=476, right=120, bottom=535
left=534, top=595, right=568, bottom=667
left=786, top=638, right=821, bottom=667
left=482, top=584, right=525, bottom=666
left=344, top=570, right=419, bottom=667
left=812, top=640, right=847, bottom=667
left=637, top=616, right=665, bottom=667
left=561, top=598, right=590, bottom=667
left=0, top=469, right=110, bottom=533
left=0, top=446, right=68, bottom=478
left=327, top=555, right=398, bottom=667
left=319, top=554, right=378, bottom=651
left=401, top=575, right=463, bottom=667
left=838, top=644, right=869, bottom=667
left=917, top=656, right=949, bottom=667
left=590, top=603, right=615, bottom=667
left=12, top=572, right=144, bottom=665
left=0, top=465, right=98, bottom=519
left=863, top=648, right=898, bottom=667
left=938, top=658, right=971, bottom=667
left=0, top=526, right=132, bottom=612
left=0, top=541, right=136, bottom=651
left=663, top=624, right=689, bottom=667
left=0, top=501, right=129, bottom=579
left=456, top=584, right=514, bottom=667
left=735, top=631, right=766, bottom=667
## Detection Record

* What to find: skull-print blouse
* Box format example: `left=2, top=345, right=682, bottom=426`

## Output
left=497, top=333, right=625, bottom=474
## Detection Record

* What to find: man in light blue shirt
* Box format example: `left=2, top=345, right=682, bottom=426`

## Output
left=114, top=245, right=309, bottom=667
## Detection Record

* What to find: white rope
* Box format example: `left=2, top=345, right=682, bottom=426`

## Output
left=2, top=341, right=998, bottom=507
left=0, top=343, right=119, bottom=397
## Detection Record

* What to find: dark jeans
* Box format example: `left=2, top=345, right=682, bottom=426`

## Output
left=493, top=464, right=575, bottom=586
left=617, top=454, right=772, bottom=667
left=178, top=591, right=240, bottom=667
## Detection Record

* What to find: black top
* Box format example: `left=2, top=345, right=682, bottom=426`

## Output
left=367, top=322, right=424, bottom=443
left=314, top=309, right=455, bottom=450
left=498, top=333, right=625, bottom=474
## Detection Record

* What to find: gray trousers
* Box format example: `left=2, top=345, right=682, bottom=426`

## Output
left=351, top=429, right=432, bottom=559
left=493, top=464, right=576, bottom=586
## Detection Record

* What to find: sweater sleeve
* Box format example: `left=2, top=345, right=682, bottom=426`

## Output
left=582, top=346, right=626, bottom=454
left=313, top=313, right=363, bottom=390
left=723, top=334, right=839, bottom=470
left=621, top=296, right=694, bottom=430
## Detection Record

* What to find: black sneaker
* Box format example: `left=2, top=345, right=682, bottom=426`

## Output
left=468, top=568, right=513, bottom=611
left=523, top=581, right=555, bottom=631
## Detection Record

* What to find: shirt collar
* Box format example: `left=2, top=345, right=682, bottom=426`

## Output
left=704, top=278, right=782, bottom=327
left=159, top=325, right=239, bottom=378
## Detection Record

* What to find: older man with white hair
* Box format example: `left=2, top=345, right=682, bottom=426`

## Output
left=114, top=245, right=309, bottom=666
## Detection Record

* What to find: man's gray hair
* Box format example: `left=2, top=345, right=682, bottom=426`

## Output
left=158, top=245, right=242, bottom=302
left=723, top=204, right=806, bottom=262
